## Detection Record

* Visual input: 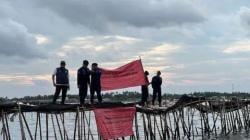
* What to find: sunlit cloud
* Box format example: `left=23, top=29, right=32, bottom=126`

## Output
left=35, top=34, right=49, bottom=45
left=223, top=41, right=250, bottom=54
left=139, top=43, right=180, bottom=57
left=57, top=35, right=140, bottom=57
left=0, top=73, right=51, bottom=85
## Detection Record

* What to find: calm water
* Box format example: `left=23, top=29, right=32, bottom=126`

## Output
left=2, top=111, right=250, bottom=140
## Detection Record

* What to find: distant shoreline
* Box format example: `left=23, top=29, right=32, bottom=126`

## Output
left=1, top=91, right=250, bottom=104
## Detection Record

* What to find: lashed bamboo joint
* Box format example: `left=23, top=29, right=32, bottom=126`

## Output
left=1, top=95, right=250, bottom=140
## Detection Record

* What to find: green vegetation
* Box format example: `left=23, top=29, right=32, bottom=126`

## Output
left=0, top=91, right=250, bottom=103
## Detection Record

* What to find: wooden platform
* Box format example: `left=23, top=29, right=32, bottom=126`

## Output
left=1, top=95, right=250, bottom=114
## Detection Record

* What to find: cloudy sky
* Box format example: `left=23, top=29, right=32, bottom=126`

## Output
left=1, top=0, right=250, bottom=97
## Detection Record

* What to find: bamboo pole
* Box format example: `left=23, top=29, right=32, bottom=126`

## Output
left=51, top=114, right=57, bottom=140
left=18, top=105, right=26, bottom=140
left=21, top=112, right=33, bottom=140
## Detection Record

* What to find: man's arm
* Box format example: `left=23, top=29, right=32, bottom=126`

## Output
left=77, top=69, right=80, bottom=88
left=87, top=68, right=90, bottom=85
left=87, top=74, right=90, bottom=85
left=151, top=77, right=155, bottom=84
left=159, top=77, right=162, bottom=86
left=151, top=77, right=155, bottom=88
left=146, top=77, right=150, bottom=85
left=52, top=69, right=56, bottom=87
left=67, top=70, right=70, bottom=90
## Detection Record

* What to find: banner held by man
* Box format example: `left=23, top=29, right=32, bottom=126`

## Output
left=101, top=59, right=146, bottom=91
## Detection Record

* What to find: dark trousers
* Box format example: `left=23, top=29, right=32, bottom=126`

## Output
left=79, top=84, right=88, bottom=105
left=141, top=86, right=149, bottom=106
left=90, top=87, right=102, bottom=104
left=53, top=86, right=68, bottom=104
left=152, top=88, right=162, bottom=105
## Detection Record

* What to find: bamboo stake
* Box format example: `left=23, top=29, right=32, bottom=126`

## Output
left=18, top=105, right=26, bottom=140
left=51, top=114, right=57, bottom=140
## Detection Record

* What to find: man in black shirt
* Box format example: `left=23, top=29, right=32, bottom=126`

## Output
left=151, top=71, right=162, bottom=106
left=90, top=63, right=102, bottom=104
left=141, top=71, right=150, bottom=106
left=77, top=60, right=90, bottom=106
left=52, top=61, right=70, bottom=104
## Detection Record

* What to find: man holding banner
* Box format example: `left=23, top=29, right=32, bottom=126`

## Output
left=88, top=59, right=148, bottom=104
left=141, top=71, right=150, bottom=106
left=90, top=63, right=103, bottom=104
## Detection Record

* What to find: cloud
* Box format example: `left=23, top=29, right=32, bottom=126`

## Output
left=0, top=18, right=46, bottom=59
left=36, top=0, right=205, bottom=30
left=177, top=73, right=231, bottom=86
left=35, top=34, right=49, bottom=45
left=223, top=40, right=250, bottom=54
left=139, top=43, right=180, bottom=57
left=2, top=0, right=250, bottom=96
left=239, top=7, right=250, bottom=28
left=57, top=35, right=143, bottom=61
left=0, top=73, right=51, bottom=85
left=57, top=35, right=182, bottom=70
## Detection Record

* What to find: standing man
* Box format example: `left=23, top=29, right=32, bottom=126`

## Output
left=77, top=60, right=90, bottom=106
left=90, top=63, right=102, bottom=104
left=52, top=61, right=70, bottom=104
left=151, top=71, right=162, bottom=107
left=140, top=71, right=150, bottom=106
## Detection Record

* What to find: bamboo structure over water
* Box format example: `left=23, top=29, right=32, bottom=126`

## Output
left=1, top=96, right=250, bottom=140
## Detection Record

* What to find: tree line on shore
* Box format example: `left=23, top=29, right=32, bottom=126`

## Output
left=1, top=91, right=250, bottom=103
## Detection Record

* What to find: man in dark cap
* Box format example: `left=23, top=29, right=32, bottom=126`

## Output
left=52, top=61, right=70, bottom=104
left=77, top=60, right=90, bottom=106
left=140, top=71, right=150, bottom=106
left=151, top=71, right=162, bottom=106
left=90, top=63, right=102, bottom=104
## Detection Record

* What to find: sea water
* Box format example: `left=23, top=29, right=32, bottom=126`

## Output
left=2, top=111, right=250, bottom=140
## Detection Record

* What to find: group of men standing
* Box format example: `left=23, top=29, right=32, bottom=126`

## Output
left=52, top=60, right=102, bottom=105
left=52, top=60, right=163, bottom=107
left=77, top=60, right=102, bottom=105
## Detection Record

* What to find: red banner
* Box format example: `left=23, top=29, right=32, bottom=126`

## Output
left=101, top=59, right=146, bottom=91
left=94, top=107, right=136, bottom=139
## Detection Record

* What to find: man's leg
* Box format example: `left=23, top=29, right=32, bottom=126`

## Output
left=158, top=88, right=162, bottom=106
left=152, top=89, right=157, bottom=105
left=141, top=93, right=145, bottom=106
left=90, top=87, right=95, bottom=104
left=82, top=85, right=88, bottom=105
left=79, top=86, right=84, bottom=105
left=141, top=87, right=147, bottom=106
left=145, top=87, right=149, bottom=105
left=52, top=86, right=61, bottom=104
left=96, top=88, right=102, bottom=103
left=61, top=86, right=67, bottom=104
